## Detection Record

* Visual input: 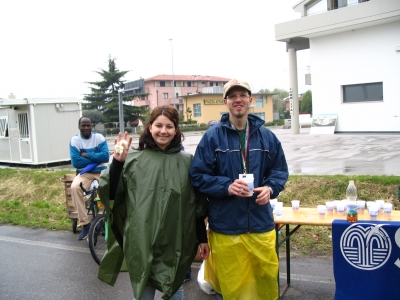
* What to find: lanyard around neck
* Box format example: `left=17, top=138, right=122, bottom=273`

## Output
left=230, top=121, right=250, bottom=174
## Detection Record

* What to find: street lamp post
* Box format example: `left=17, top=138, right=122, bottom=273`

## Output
left=118, top=86, right=137, bottom=134
left=118, top=89, right=124, bottom=133
left=169, top=38, right=176, bottom=110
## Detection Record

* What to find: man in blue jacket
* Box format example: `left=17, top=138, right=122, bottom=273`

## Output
left=189, top=79, right=288, bottom=300
left=70, top=116, right=109, bottom=240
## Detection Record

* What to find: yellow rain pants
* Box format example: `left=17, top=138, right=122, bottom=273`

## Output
left=205, top=229, right=279, bottom=300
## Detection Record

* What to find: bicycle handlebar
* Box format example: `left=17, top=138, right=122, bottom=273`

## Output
left=79, top=182, right=89, bottom=195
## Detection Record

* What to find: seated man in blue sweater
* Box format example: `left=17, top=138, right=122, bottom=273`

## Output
left=70, top=116, right=109, bottom=240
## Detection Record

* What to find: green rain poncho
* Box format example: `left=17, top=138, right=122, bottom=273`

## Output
left=97, top=145, right=207, bottom=299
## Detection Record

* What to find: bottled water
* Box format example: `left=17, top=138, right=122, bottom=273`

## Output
left=346, top=180, right=358, bottom=222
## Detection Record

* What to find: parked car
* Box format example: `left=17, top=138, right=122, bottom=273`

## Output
left=207, top=120, right=217, bottom=126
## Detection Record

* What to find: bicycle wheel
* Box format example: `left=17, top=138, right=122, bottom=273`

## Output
left=88, top=214, right=107, bottom=265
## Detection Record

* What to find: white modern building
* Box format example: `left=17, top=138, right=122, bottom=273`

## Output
left=275, top=0, right=400, bottom=133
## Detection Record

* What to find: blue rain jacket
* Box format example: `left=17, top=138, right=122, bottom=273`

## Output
left=189, top=113, right=289, bottom=235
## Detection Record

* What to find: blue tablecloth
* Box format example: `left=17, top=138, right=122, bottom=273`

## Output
left=332, top=219, right=400, bottom=300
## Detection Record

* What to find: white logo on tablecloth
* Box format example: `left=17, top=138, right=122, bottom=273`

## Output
left=340, top=223, right=391, bottom=270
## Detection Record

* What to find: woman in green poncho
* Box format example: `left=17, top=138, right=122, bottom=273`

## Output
left=98, top=106, right=209, bottom=300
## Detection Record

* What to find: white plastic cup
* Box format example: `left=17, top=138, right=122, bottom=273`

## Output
left=291, top=200, right=300, bottom=210
left=366, top=201, right=376, bottom=210
left=332, top=200, right=340, bottom=210
left=341, top=199, right=348, bottom=211
left=369, top=206, right=378, bottom=221
left=326, top=202, right=334, bottom=212
left=357, top=200, right=366, bottom=214
left=375, top=200, right=384, bottom=207
left=317, top=205, right=326, bottom=216
left=275, top=207, right=283, bottom=217
left=337, top=203, right=345, bottom=216
left=269, top=199, right=277, bottom=210
left=383, top=203, right=393, bottom=216
left=275, top=202, right=283, bottom=216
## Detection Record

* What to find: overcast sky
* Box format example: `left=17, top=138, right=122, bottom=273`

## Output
left=0, top=0, right=311, bottom=100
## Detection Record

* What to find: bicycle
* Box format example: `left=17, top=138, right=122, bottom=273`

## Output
left=80, top=180, right=108, bottom=265
left=88, top=212, right=107, bottom=265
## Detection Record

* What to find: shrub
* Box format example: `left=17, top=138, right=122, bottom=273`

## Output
left=264, top=120, right=284, bottom=126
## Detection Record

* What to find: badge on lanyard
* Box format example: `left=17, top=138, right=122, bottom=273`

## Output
left=239, top=173, right=254, bottom=196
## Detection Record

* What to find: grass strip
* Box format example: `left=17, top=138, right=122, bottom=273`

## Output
left=0, top=169, right=399, bottom=256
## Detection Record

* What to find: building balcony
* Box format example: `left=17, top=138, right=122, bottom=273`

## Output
left=296, top=0, right=371, bottom=17
left=134, top=99, right=150, bottom=107
left=169, top=98, right=184, bottom=105
left=275, top=0, right=400, bottom=42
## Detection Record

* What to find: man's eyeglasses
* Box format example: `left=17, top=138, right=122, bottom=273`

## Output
left=226, top=94, right=250, bottom=100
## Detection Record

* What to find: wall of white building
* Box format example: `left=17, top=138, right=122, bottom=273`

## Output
left=311, top=20, right=400, bottom=132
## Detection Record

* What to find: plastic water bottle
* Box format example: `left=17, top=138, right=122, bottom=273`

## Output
left=346, top=180, right=358, bottom=222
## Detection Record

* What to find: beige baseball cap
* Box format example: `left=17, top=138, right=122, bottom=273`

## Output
left=223, top=79, right=252, bottom=99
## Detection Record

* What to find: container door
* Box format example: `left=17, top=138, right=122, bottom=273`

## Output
left=18, top=112, right=32, bottom=162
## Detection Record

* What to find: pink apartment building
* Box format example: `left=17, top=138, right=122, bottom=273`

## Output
left=124, top=74, right=231, bottom=115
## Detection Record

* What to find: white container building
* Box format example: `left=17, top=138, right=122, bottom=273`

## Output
left=0, top=97, right=82, bottom=165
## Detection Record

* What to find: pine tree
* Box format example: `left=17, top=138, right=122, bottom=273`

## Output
left=83, top=56, right=145, bottom=123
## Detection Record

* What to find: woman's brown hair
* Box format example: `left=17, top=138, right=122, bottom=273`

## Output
left=136, top=106, right=184, bottom=151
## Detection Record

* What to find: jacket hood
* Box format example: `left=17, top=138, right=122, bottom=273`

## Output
left=150, top=143, right=182, bottom=154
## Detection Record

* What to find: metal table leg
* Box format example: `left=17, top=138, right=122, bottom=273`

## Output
left=276, top=223, right=302, bottom=298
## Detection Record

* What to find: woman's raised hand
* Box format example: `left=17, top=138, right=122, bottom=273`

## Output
left=113, top=131, right=132, bottom=162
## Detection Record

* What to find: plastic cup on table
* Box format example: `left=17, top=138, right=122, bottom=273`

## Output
left=275, top=202, right=283, bottom=217
left=291, top=200, right=300, bottom=210
left=369, top=205, right=378, bottom=221
left=337, top=203, right=345, bottom=216
left=326, top=202, right=334, bottom=214
left=341, top=199, right=348, bottom=212
left=375, top=200, right=384, bottom=213
left=317, top=205, right=326, bottom=217
left=356, top=200, right=366, bottom=214
left=332, top=200, right=340, bottom=211
left=366, top=201, right=376, bottom=210
left=383, top=203, right=392, bottom=217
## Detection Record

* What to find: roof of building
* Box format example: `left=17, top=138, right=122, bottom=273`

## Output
left=145, top=74, right=231, bottom=82
left=292, top=0, right=308, bottom=9
left=183, top=92, right=277, bottom=98
left=0, top=97, right=82, bottom=106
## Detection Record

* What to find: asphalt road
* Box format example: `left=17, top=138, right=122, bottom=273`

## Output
left=0, top=225, right=334, bottom=300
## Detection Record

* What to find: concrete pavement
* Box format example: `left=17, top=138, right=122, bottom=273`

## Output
left=180, top=127, right=400, bottom=176
left=53, top=127, right=400, bottom=176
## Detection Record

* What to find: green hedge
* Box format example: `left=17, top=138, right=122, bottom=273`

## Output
left=264, top=120, right=284, bottom=126
left=181, top=125, right=209, bottom=132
